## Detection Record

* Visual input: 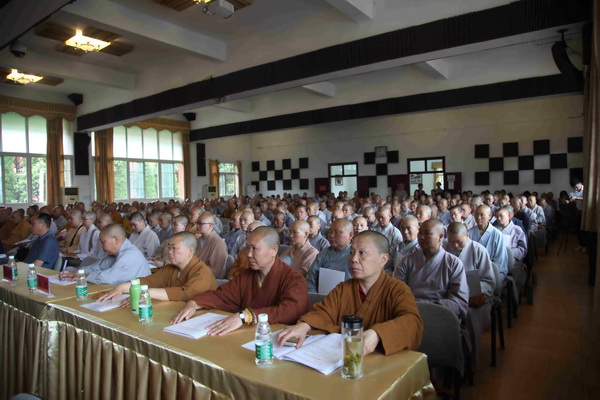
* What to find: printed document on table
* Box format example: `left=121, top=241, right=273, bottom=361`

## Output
left=241, top=329, right=326, bottom=359
left=48, top=275, right=77, bottom=286
left=163, top=313, right=228, bottom=339
left=280, top=333, right=343, bottom=375
left=80, top=295, right=129, bottom=312
left=318, top=268, right=345, bottom=295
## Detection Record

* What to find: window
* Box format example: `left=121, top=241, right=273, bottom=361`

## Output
left=407, top=157, right=445, bottom=196
left=218, top=163, right=239, bottom=197
left=102, top=126, right=184, bottom=201
left=0, top=112, right=51, bottom=205
left=328, top=162, right=358, bottom=195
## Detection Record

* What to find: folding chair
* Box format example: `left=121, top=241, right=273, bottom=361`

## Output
left=490, top=262, right=505, bottom=367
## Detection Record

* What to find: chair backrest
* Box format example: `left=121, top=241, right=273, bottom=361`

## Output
left=53, top=254, right=65, bottom=271
left=416, top=302, right=463, bottom=370
left=277, top=245, right=291, bottom=256
left=216, top=279, right=229, bottom=287
left=491, top=262, right=504, bottom=297
left=506, top=246, right=515, bottom=274
left=225, top=254, right=235, bottom=275
left=308, top=292, right=326, bottom=306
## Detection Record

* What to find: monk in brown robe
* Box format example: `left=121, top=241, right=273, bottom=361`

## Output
left=278, top=230, right=423, bottom=356
left=171, top=226, right=310, bottom=335
left=0, top=209, right=15, bottom=241
left=3, top=210, right=31, bottom=251
left=99, top=231, right=217, bottom=304
left=196, top=212, right=228, bottom=279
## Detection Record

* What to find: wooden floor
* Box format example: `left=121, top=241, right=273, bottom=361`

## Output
left=459, top=235, right=600, bottom=400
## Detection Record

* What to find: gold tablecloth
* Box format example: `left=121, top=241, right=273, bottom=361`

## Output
left=50, top=298, right=436, bottom=400
left=0, top=264, right=111, bottom=400
left=1, top=263, right=435, bottom=400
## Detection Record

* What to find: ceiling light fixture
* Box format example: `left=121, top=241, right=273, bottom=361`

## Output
left=6, top=69, right=43, bottom=85
left=193, top=0, right=234, bottom=19
left=65, top=29, right=110, bottom=52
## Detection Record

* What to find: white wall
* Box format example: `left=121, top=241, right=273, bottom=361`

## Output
left=196, top=94, right=584, bottom=198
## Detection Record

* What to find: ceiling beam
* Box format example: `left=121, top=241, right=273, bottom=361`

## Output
left=215, top=98, right=252, bottom=112
left=325, top=0, right=374, bottom=23
left=63, top=0, right=228, bottom=61
left=0, top=51, right=136, bottom=90
left=302, top=81, right=337, bottom=97
left=0, top=0, right=72, bottom=50
left=415, top=59, right=451, bottom=79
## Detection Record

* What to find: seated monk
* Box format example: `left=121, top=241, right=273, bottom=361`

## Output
left=170, top=226, right=310, bottom=335
left=3, top=209, right=31, bottom=251
left=279, top=221, right=319, bottom=277
left=278, top=231, right=423, bottom=356
left=150, top=215, right=187, bottom=268
left=98, top=232, right=217, bottom=304
left=397, top=219, right=469, bottom=321
left=0, top=209, right=15, bottom=241
left=196, top=212, right=228, bottom=279
left=226, top=221, right=263, bottom=280
left=58, top=210, right=85, bottom=254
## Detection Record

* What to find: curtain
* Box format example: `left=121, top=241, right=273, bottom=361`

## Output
left=581, top=1, right=599, bottom=371
left=209, top=160, right=219, bottom=199
left=182, top=131, right=192, bottom=201
left=235, top=161, right=242, bottom=197
left=124, top=117, right=189, bottom=134
left=94, top=129, right=114, bottom=204
left=46, top=118, right=64, bottom=207
left=0, top=95, right=76, bottom=121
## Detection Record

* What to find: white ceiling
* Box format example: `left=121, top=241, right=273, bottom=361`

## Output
left=0, top=0, right=586, bottom=132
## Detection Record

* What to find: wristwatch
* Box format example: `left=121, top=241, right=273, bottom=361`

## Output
left=239, top=312, right=246, bottom=323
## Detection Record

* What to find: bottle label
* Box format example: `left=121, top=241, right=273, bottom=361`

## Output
left=76, top=285, right=88, bottom=297
left=139, top=304, right=153, bottom=319
left=27, top=277, right=37, bottom=289
left=13, top=267, right=18, bottom=277
left=255, top=343, right=273, bottom=360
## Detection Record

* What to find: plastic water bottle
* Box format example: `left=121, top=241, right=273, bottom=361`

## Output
left=255, top=313, right=273, bottom=367
left=138, top=285, right=153, bottom=324
left=8, top=255, right=17, bottom=281
left=129, top=278, right=141, bottom=314
left=76, top=269, right=88, bottom=301
left=27, top=263, right=37, bottom=291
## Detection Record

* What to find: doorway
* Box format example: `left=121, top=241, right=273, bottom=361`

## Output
left=329, top=163, right=358, bottom=198
left=407, top=157, right=445, bottom=197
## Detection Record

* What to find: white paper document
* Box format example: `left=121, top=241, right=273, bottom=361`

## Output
left=318, top=268, right=346, bottom=295
left=241, top=329, right=326, bottom=360
left=163, top=313, right=228, bottom=339
left=80, top=295, right=129, bottom=312
left=48, top=275, right=77, bottom=286
left=281, top=333, right=343, bottom=375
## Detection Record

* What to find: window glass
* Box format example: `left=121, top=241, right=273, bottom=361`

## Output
left=144, top=162, right=159, bottom=199
left=159, top=130, right=173, bottom=160
left=113, top=160, right=128, bottom=200
left=129, top=161, right=144, bottom=198
left=63, top=159, right=72, bottom=188
left=31, top=157, right=46, bottom=203
left=427, top=159, right=444, bottom=171
left=409, top=160, right=426, bottom=172
left=28, top=116, right=47, bottom=154
left=344, top=164, right=357, bottom=176
left=143, top=128, right=158, bottom=160
left=62, top=119, right=74, bottom=156
left=172, top=131, right=183, bottom=161
left=2, top=112, right=26, bottom=153
left=127, top=127, right=143, bottom=159
left=330, top=165, right=343, bottom=176
left=161, top=163, right=175, bottom=198
left=113, top=127, right=127, bottom=158
left=3, top=156, right=28, bottom=203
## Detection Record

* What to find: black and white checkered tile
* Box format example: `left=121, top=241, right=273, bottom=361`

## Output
left=363, top=149, right=400, bottom=188
left=251, top=158, right=309, bottom=191
left=474, top=137, right=583, bottom=186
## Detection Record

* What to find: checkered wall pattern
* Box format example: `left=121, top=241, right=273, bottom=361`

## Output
left=363, top=149, right=400, bottom=188
left=251, top=158, right=309, bottom=191
left=473, top=137, right=583, bottom=186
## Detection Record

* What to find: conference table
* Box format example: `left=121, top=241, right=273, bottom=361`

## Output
left=1, top=264, right=436, bottom=400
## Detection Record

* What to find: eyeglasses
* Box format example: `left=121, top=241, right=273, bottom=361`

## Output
left=197, top=222, right=214, bottom=226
